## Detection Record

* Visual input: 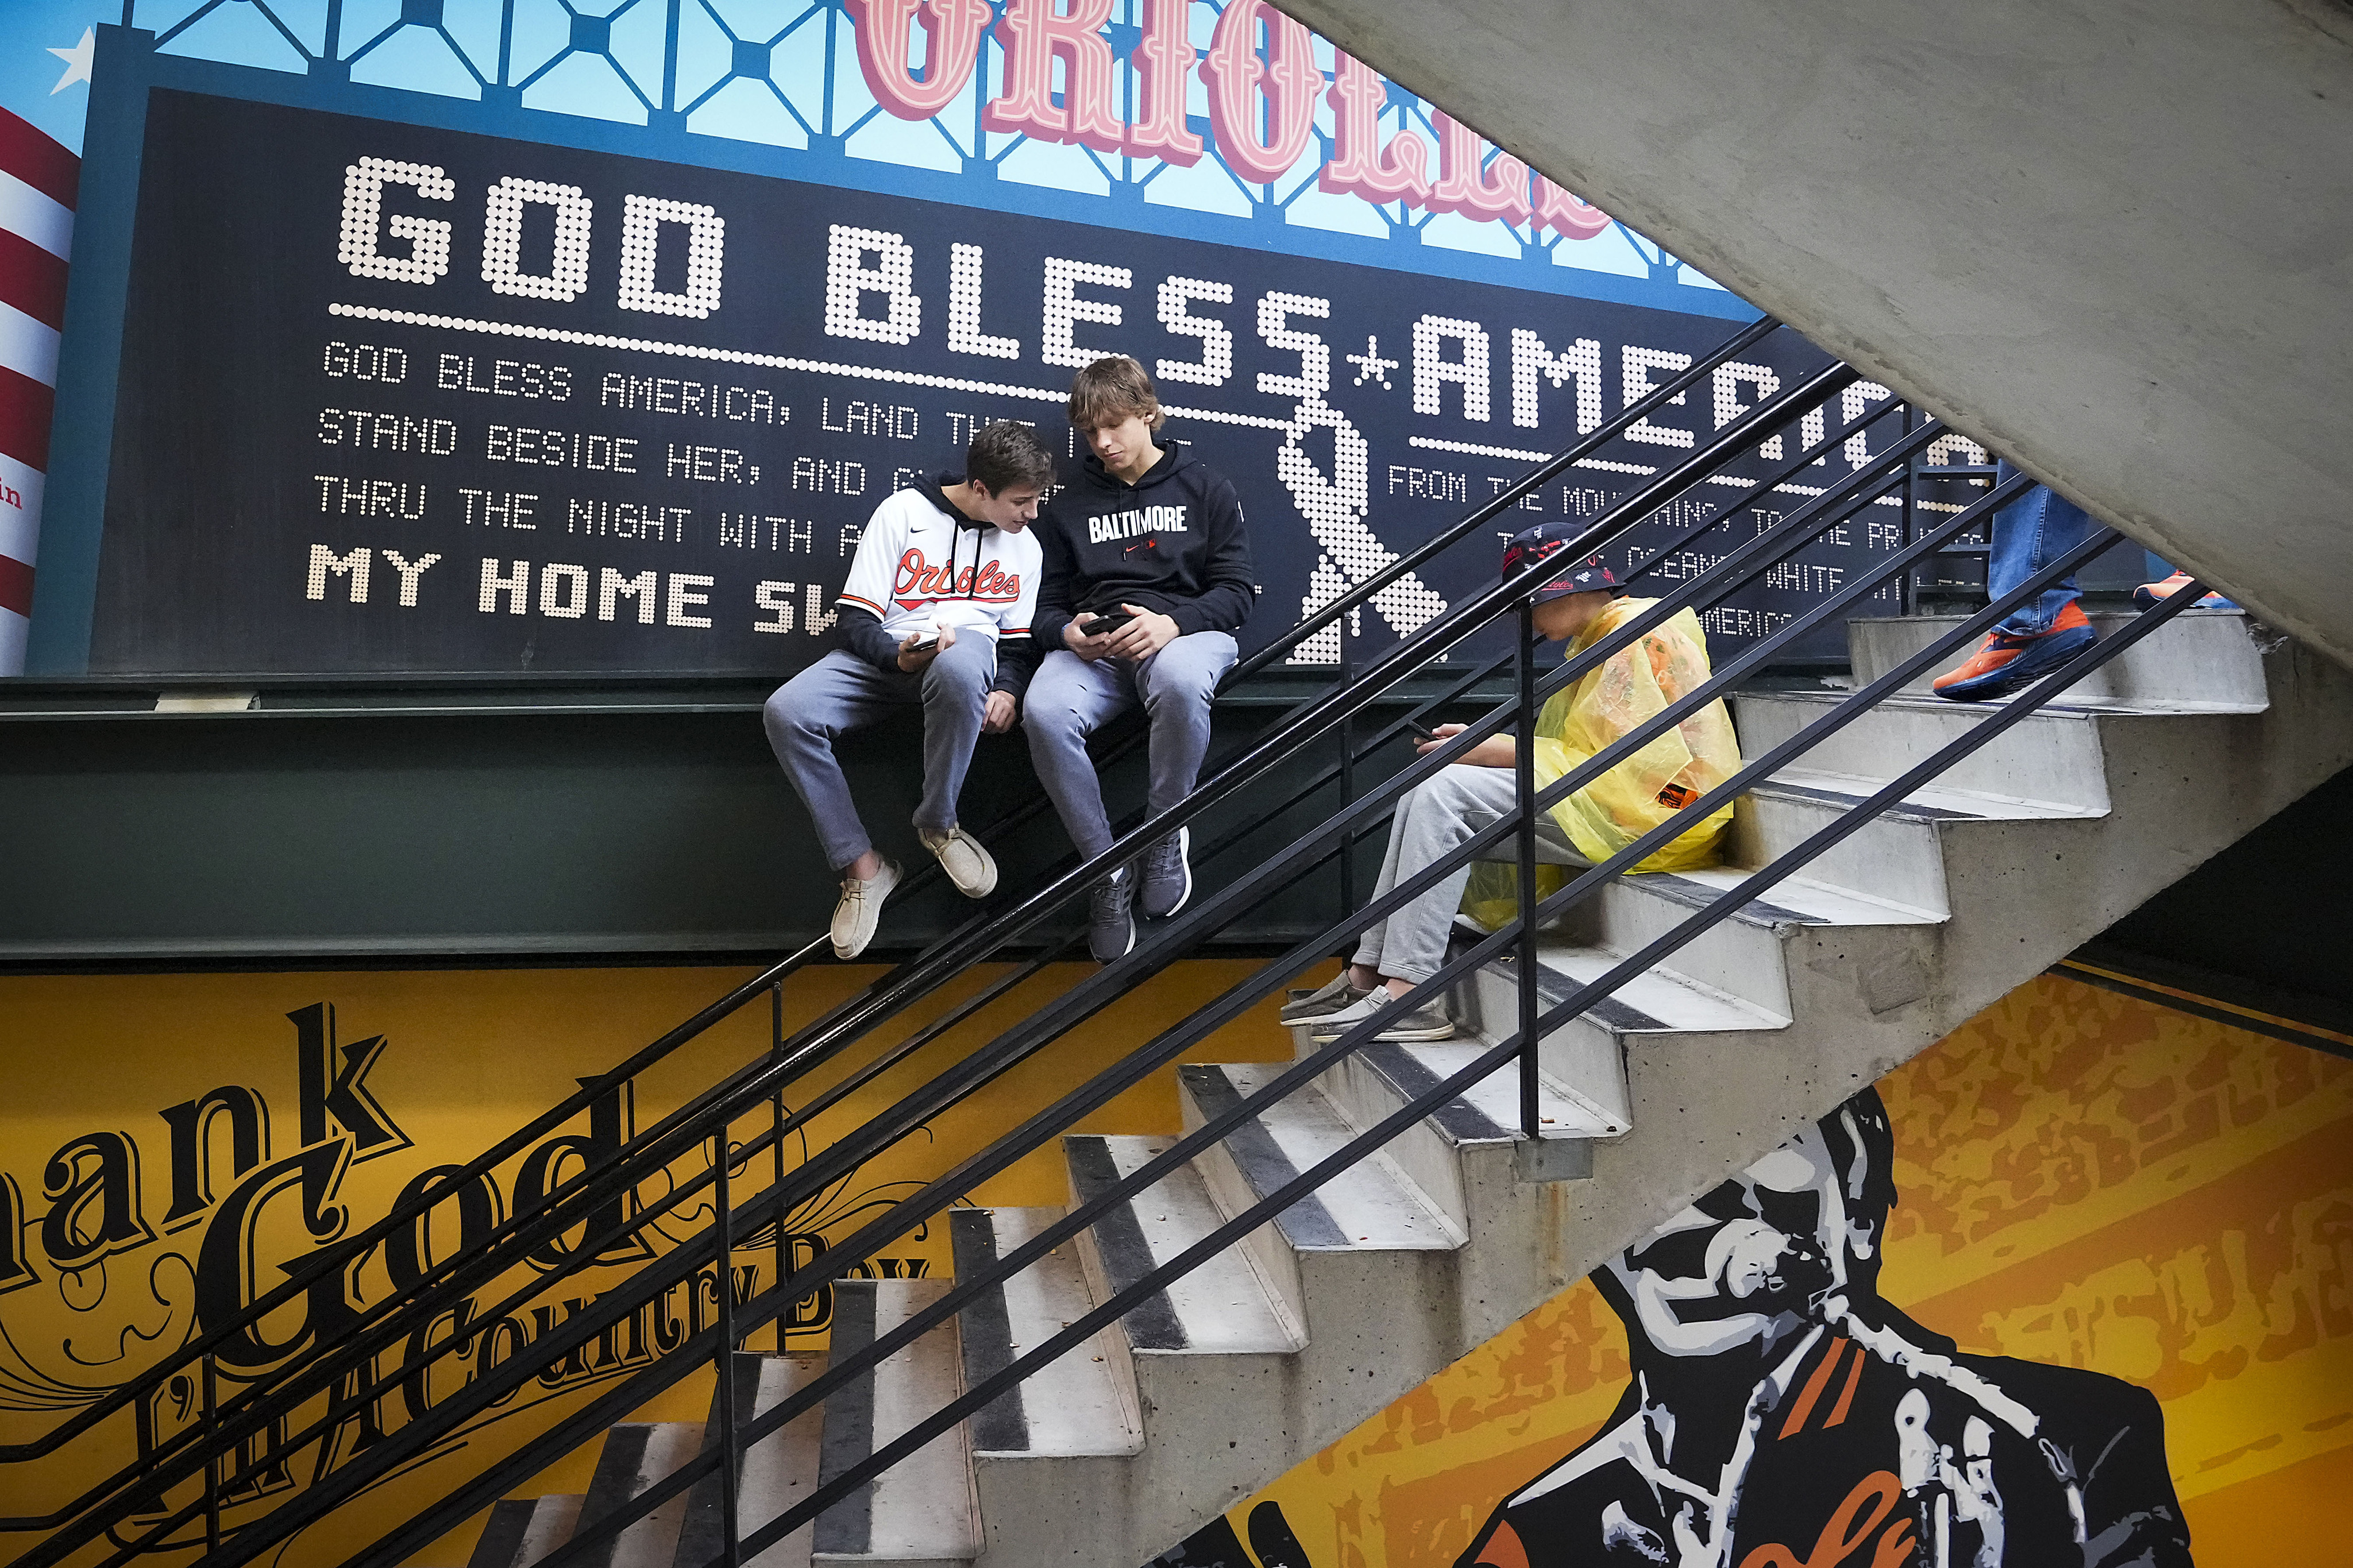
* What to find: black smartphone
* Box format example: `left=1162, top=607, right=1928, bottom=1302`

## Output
left=903, top=635, right=940, bottom=653
left=1406, top=720, right=1438, bottom=741
left=1082, top=611, right=1136, bottom=635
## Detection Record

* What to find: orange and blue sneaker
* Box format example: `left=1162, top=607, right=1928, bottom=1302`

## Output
left=2132, top=571, right=2236, bottom=611
left=1931, top=600, right=2097, bottom=702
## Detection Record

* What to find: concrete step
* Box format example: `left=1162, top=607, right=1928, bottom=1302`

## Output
left=1847, top=608, right=2266, bottom=705
left=950, top=1207, right=1144, bottom=1568
left=1176, top=1065, right=1461, bottom=1343
left=577, top=1424, right=705, bottom=1568
left=1734, top=766, right=2104, bottom=918
left=1468, top=934, right=1785, bottom=1071
left=1731, top=686, right=2239, bottom=813
left=812, top=1280, right=980, bottom=1568
left=676, top=1352, right=826, bottom=1568
left=1293, top=1020, right=1620, bottom=1231
left=1062, top=1134, right=1303, bottom=1357
left=469, top=1494, right=583, bottom=1568
left=1567, top=864, right=1939, bottom=1020
left=947, top=1207, right=1141, bottom=1459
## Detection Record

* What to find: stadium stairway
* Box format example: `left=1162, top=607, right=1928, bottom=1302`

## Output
left=452, top=604, right=2353, bottom=1568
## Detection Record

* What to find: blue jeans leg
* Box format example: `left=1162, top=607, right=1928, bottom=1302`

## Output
left=915, top=635, right=995, bottom=835
left=1133, top=632, right=1238, bottom=821
left=1023, top=649, right=1137, bottom=863
left=1987, top=465, right=2092, bottom=637
left=764, top=650, right=905, bottom=872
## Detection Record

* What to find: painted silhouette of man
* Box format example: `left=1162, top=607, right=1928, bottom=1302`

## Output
left=1458, top=1091, right=2191, bottom=1567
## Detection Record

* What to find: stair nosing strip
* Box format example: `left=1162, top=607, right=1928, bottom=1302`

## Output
left=1063, top=1137, right=1190, bottom=1351
left=673, top=1353, right=766, bottom=1565
left=468, top=1497, right=535, bottom=1568
left=572, top=1424, right=654, bottom=1568
left=1179, top=1067, right=1353, bottom=1250
left=811, top=1283, right=877, bottom=1558
left=948, top=1210, right=1031, bottom=1454
left=1750, top=777, right=1981, bottom=821
left=1358, top=1040, right=1508, bottom=1143
left=1642, top=872, right=1818, bottom=929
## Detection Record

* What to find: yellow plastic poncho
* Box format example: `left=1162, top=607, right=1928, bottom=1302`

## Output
left=1461, top=597, right=1740, bottom=930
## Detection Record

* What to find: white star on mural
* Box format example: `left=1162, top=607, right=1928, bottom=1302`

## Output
left=49, top=26, right=95, bottom=95
left=1347, top=335, right=1399, bottom=390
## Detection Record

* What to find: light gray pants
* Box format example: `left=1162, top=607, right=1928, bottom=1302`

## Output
left=1023, top=632, right=1238, bottom=861
left=1353, top=764, right=1590, bottom=984
left=763, top=642, right=994, bottom=872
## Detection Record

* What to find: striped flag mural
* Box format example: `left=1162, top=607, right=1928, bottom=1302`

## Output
left=0, top=105, right=74, bottom=674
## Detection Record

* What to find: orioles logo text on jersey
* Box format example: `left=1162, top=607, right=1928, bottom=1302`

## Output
left=892, top=546, right=1022, bottom=610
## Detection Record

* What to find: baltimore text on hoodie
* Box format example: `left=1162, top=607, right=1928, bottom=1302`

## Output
left=1030, top=439, right=1256, bottom=654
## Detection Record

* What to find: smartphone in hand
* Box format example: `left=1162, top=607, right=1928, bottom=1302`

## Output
left=903, top=635, right=940, bottom=654
left=1082, top=611, right=1136, bottom=635
left=1406, top=720, right=1439, bottom=741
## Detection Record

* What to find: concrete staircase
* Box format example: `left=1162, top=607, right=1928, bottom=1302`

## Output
left=459, top=609, right=2353, bottom=1568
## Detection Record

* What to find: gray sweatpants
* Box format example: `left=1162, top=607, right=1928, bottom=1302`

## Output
left=1023, top=632, right=1238, bottom=861
left=1353, top=763, right=1590, bottom=984
left=763, top=641, right=995, bottom=872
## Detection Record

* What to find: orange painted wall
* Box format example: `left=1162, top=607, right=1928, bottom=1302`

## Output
left=1203, top=965, right=2353, bottom=1568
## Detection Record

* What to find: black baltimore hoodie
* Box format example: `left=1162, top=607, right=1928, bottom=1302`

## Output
left=1029, top=439, right=1256, bottom=659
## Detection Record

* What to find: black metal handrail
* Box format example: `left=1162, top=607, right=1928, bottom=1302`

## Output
left=9, top=341, right=1910, bottom=1561
left=119, top=395, right=1976, bottom=1568
left=343, top=459, right=2106, bottom=1568
left=0, top=311, right=1793, bottom=1499
left=11, top=317, right=1927, bottom=1564
left=101, top=352, right=1874, bottom=1530
left=723, top=574, right=2207, bottom=1565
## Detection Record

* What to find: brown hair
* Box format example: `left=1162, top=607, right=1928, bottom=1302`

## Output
left=1067, top=355, right=1164, bottom=432
left=966, top=419, right=1055, bottom=494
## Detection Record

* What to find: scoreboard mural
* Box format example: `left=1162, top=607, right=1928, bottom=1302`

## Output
left=85, top=89, right=1838, bottom=677
left=11, top=7, right=1936, bottom=678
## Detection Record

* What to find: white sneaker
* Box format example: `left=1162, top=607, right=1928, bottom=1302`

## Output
left=830, top=858, right=900, bottom=959
left=919, top=826, right=998, bottom=898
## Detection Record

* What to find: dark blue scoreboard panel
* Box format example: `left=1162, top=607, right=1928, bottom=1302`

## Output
left=88, top=90, right=1893, bottom=677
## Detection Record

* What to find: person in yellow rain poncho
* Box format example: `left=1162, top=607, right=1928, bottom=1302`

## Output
left=1282, top=524, right=1739, bottom=1044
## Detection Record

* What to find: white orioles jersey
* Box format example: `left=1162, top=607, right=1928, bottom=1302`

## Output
left=837, top=485, right=1042, bottom=654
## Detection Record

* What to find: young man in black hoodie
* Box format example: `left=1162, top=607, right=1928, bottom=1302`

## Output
left=1024, top=357, right=1256, bottom=960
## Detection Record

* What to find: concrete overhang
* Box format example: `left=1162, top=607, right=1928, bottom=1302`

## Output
left=1274, top=0, right=2353, bottom=666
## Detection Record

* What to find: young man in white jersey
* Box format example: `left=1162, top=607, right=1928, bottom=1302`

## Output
left=764, top=420, right=1051, bottom=957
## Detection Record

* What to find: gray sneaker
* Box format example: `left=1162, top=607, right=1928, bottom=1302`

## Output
left=1279, top=972, right=1373, bottom=1024
left=1138, top=826, right=1192, bottom=918
left=1088, top=868, right=1136, bottom=963
left=1307, top=990, right=1455, bottom=1043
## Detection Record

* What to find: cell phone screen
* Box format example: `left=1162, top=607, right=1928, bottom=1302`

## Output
left=1084, top=611, right=1135, bottom=634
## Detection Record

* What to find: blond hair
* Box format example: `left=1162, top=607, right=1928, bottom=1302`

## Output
left=1066, top=356, right=1164, bottom=432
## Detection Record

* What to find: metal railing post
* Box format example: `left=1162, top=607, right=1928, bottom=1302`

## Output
left=770, top=980, right=786, bottom=1357
left=714, top=1131, right=741, bottom=1567
left=202, top=1355, right=221, bottom=1555
left=1515, top=598, right=1541, bottom=1139
left=1338, top=648, right=1357, bottom=917
left=1901, top=404, right=1920, bottom=616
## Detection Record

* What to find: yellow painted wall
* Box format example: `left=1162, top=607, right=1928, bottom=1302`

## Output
left=0, top=959, right=1289, bottom=1566
left=4, top=959, right=2346, bottom=1567
left=1203, top=966, right=2353, bottom=1568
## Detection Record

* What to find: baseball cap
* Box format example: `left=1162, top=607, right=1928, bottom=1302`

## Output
left=1500, top=523, right=1619, bottom=603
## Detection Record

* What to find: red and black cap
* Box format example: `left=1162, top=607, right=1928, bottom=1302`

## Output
left=1501, top=523, right=1619, bottom=603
